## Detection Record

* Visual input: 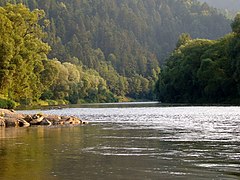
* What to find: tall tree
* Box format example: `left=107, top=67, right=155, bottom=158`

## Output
left=0, top=4, right=50, bottom=103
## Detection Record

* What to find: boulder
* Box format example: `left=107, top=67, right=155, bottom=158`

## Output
left=4, top=118, right=18, bottom=127
left=0, top=109, right=87, bottom=127
left=29, top=114, right=44, bottom=125
left=23, top=115, right=32, bottom=123
left=63, top=117, right=82, bottom=125
left=0, top=118, right=5, bottom=127
left=0, top=108, right=14, bottom=115
left=40, top=119, right=52, bottom=126
left=44, top=115, right=61, bottom=125
left=5, top=112, right=25, bottom=119
left=18, top=119, right=30, bottom=127
left=3, top=117, right=29, bottom=127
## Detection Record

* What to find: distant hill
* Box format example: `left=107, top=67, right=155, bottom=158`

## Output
left=198, top=0, right=240, bottom=15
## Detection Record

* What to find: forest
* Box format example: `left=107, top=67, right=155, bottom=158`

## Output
left=198, top=0, right=240, bottom=18
left=0, top=0, right=233, bottom=108
left=198, top=0, right=240, bottom=14
left=156, top=14, right=240, bottom=104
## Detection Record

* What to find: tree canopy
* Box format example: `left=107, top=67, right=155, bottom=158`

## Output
left=0, top=4, right=117, bottom=106
left=156, top=14, right=240, bottom=104
left=0, top=4, right=50, bottom=103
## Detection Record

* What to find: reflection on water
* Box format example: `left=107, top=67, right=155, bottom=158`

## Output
left=1, top=104, right=240, bottom=179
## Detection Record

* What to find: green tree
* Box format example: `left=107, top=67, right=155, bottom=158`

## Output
left=176, top=33, right=192, bottom=48
left=231, top=13, right=240, bottom=34
left=156, top=13, right=240, bottom=104
left=0, top=4, right=50, bottom=104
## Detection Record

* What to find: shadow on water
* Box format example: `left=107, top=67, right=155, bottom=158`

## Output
left=16, top=101, right=237, bottom=111
left=17, top=101, right=163, bottom=110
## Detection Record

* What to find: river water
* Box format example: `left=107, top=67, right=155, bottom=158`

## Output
left=0, top=103, right=240, bottom=179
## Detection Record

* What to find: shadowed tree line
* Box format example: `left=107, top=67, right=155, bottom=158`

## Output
left=156, top=14, right=240, bottom=104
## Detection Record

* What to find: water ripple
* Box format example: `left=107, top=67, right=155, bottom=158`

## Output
left=19, top=106, right=240, bottom=179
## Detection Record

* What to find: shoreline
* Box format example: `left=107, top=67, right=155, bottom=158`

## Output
left=0, top=108, right=87, bottom=128
left=15, top=101, right=240, bottom=111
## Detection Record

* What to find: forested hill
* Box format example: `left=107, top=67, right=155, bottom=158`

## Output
left=0, top=1, right=233, bottom=106
left=156, top=14, right=240, bottom=104
left=198, top=0, right=240, bottom=15
left=0, top=0, right=231, bottom=75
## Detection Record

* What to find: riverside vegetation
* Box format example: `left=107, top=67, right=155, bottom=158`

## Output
left=156, top=14, right=240, bottom=104
left=0, top=1, right=235, bottom=108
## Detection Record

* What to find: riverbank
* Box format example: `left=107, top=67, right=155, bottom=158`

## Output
left=0, top=108, right=87, bottom=128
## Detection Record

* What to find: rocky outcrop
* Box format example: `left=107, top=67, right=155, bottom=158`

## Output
left=0, top=109, right=88, bottom=128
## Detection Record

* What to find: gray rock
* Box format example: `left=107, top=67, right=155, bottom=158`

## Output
left=18, top=119, right=30, bottom=127
left=0, top=118, right=5, bottom=127
left=40, top=119, right=52, bottom=126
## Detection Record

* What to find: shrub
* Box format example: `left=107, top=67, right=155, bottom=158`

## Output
left=0, top=98, right=16, bottom=109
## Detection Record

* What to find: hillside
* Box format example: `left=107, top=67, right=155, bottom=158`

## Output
left=156, top=14, right=240, bottom=104
left=0, top=1, right=233, bottom=105
left=198, top=0, right=240, bottom=16
left=0, top=1, right=231, bottom=70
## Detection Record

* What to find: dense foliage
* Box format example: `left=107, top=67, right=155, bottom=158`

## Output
left=156, top=14, right=240, bottom=104
left=0, top=98, right=16, bottom=109
left=0, top=4, right=116, bottom=106
left=0, top=1, right=233, bottom=107
left=0, top=4, right=50, bottom=104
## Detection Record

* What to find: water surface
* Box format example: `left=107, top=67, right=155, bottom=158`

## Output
left=1, top=104, right=240, bottom=179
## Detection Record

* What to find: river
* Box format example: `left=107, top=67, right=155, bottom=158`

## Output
left=0, top=103, right=240, bottom=179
